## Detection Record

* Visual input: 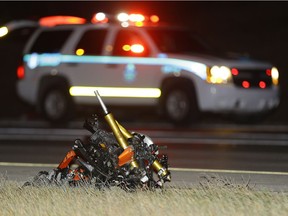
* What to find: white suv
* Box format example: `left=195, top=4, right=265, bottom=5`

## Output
left=16, top=13, right=280, bottom=124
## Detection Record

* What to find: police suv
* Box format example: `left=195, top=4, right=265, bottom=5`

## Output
left=16, top=13, right=280, bottom=123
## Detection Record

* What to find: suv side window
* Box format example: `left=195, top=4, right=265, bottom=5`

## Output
left=29, top=30, right=72, bottom=53
left=112, top=29, right=150, bottom=57
left=74, top=29, right=107, bottom=55
left=0, top=27, right=37, bottom=44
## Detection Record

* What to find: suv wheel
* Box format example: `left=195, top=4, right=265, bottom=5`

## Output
left=41, top=87, right=72, bottom=122
left=163, top=87, right=199, bottom=124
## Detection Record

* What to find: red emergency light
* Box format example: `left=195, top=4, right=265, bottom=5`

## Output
left=231, top=68, right=239, bottom=76
left=259, top=81, right=266, bottom=89
left=17, top=65, right=25, bottom=79
left=242, top=81, right=250, bottom=89
left=39, top=16, right=86, bottom=27
left=266, top=69, right=271, bottom=76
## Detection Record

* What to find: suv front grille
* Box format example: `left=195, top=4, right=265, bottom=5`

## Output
left=232, top=69, right=272, bottom=89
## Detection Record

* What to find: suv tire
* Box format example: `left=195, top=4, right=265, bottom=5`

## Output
left=40, top=87, right=73, bottom=123
left=163, top=86, right=199, bottom=125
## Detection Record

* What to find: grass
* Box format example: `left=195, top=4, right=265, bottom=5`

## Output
left=0, top=174, right=288, bottom=216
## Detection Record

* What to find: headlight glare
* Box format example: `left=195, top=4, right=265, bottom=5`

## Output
left=0, top=26, right=8, bottom=37
left=207, top=66, right=232, bottom=84
left=271, top=67, right=279, bottom=85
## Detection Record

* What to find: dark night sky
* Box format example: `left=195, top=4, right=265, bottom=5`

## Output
left=1, top=1, right=288, bottom=60
left=0, top=1, right=287, bottom=121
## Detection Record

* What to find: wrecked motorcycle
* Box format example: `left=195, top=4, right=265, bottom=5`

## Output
left=24, top=90, right=171, bottom=191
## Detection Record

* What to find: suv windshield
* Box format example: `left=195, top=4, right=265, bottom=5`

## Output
left=146, top=27, right=214, bottom=55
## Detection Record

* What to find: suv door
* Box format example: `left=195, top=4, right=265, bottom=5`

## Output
left=102, top=28, right=161, bottom=105
left=63, top=28, right=108, bottom=104
left=68, top=27, right=161, bottom=105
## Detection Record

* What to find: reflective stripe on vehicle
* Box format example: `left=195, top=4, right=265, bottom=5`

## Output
left=24, top=53, right=208, bottom=80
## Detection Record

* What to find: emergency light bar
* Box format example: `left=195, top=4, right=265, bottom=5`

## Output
left=91, top=12, right=159, bottom=26
left=1, top=12, right=159, bottom=33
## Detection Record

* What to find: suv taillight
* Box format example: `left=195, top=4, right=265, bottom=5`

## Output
left=17, top=64, right=25, bottom=79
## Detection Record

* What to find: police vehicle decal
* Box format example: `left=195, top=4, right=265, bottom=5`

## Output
left=24, top=53, right=208, bottom=80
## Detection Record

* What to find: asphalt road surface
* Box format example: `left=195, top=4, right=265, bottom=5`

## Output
left=1, top=121, right=288, bottom=191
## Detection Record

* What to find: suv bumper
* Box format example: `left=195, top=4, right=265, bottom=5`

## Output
left=197, top=84, right=280, bottom=114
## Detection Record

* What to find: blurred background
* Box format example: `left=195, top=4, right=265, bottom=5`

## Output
left=0, top=1, right=287, bottom=124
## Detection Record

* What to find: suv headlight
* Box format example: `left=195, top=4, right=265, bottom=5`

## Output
left=0, top=26, right=8, bottom=37
left=206, top=65, right=232, bottom=84
left=271, top=67, right=279, bottom=85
